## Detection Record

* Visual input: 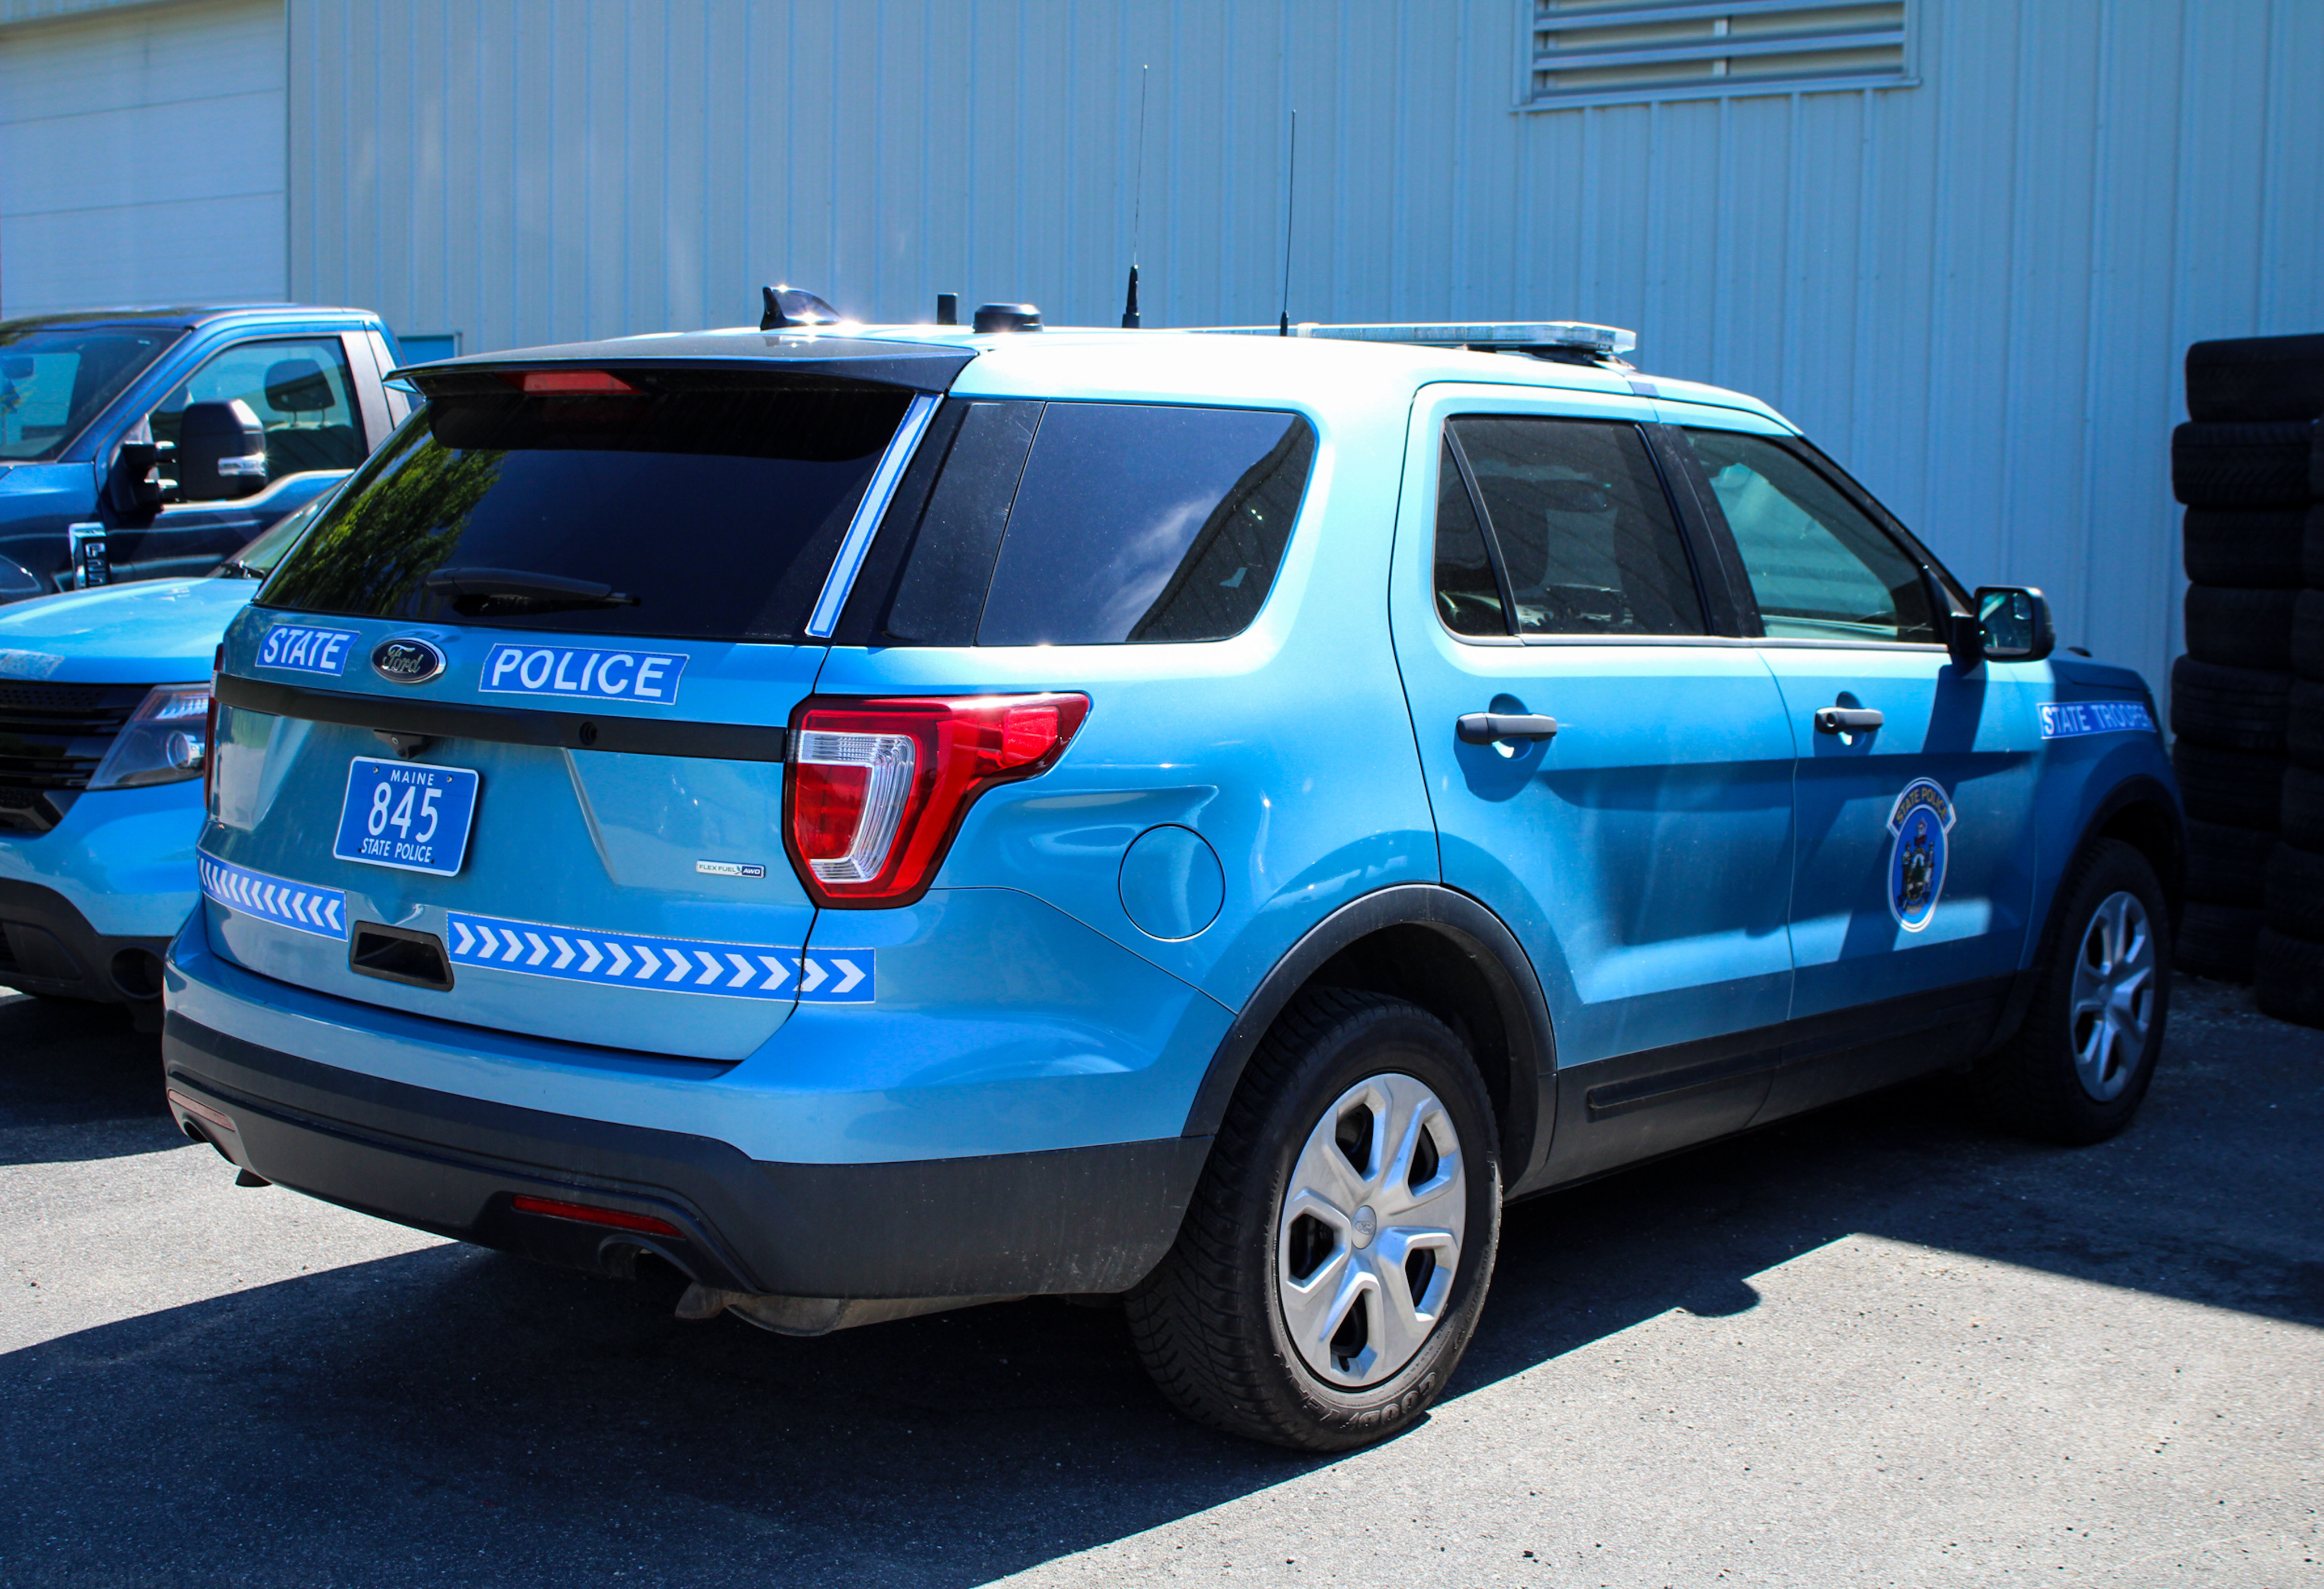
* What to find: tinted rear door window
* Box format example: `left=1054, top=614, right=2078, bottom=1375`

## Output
left=258, top=375, right=911, bottom=643
left=1446, top=416, right=1704, bottom=637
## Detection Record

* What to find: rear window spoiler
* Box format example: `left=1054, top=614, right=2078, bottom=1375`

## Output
left=391, top=334, right=974, bottom=395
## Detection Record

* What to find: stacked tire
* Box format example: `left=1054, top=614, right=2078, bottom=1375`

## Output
left=2173, top=333, right=2324, bottom=1023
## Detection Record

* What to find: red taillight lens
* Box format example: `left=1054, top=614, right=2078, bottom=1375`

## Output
left=509, top=1194, right=683, bottom=1238
left=202, top=644, right=223, bottom=817
left=784, top=693, right=1090, bottom=907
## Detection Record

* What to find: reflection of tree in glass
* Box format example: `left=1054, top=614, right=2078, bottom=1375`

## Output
left=265, top=437, right=505, bottom=617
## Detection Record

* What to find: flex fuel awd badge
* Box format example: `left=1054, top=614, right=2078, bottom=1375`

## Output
left=1887, top=778, right=1955, bottom=933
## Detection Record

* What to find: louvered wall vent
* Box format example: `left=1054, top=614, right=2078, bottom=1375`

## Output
left=1527, top=1, right=1913, bottom=107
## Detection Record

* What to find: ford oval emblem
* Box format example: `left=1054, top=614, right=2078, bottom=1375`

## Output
left=372, top=637, right=446, bottom=684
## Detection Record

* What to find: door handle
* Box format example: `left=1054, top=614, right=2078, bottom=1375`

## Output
left=1457, top=712, right=1559, bottom=745
left=1813, top=707, right=1884, bottom=735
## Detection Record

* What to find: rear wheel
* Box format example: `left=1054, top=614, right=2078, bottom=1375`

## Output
left=1127, top=990, right=1500, bottom=1451
left=1973, top=839, right=2171, bottom=1144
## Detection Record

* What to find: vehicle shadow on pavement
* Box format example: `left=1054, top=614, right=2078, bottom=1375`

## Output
left=1, top=975, right=2317, bottom=1586
left=0, top=990, right=173, bottom=1166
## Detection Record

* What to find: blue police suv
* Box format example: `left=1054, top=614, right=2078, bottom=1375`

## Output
left=162, top=313, right=2180, bottom=1450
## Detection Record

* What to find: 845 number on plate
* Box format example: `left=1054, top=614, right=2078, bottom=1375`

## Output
left=332, top=756, right=479, bottom=876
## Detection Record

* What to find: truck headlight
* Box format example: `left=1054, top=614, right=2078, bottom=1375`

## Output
left=87, top=682, right=213, bottom=791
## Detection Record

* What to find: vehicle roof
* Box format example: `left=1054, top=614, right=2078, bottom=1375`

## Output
left=406, top=323, right=1790, bottom=428
left=0, top=304, right=384, bottom=334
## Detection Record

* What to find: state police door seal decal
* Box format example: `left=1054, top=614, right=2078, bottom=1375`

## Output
left=1886, top=778, right=1955, bottom=933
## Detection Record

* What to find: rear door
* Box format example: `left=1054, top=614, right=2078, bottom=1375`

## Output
left=1389, top=386, right=1798, bottom=1176
left=201, top=362, right=943, bottom=1061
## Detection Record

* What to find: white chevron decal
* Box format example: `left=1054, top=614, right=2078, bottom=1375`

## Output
left=631, top=944, right=658, bottom=978
left=325, top=899, right=343, bottom=931
left=605, top=941, right=630, bottom=977
left=759, top=955, right=791, bottom=990
left=451, top=921, right=473, bottom=954
left=550, top=936, right=575, bottom=970
left=525, top=931, right=549, bottom=966
left=693, top=951, right=720, bottom=986
left=799, top=957, right=827, bottom=993
left=726, top=953, right=753, bottom=987
left=578, top=939, right=602, bottom=973
left=829, top=957, right=865, bottom=995
left=500, top=932, right=523, bottom=962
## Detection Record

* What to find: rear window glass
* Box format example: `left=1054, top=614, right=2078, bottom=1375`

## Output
left=257, top=375, right=911, bottom=643
left=860, top=400, right=1316, bottom=646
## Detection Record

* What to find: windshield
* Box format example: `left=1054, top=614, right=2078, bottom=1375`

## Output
left=0, top=325, right=183, bottom=462
left=258, top=373, right=911, bottom=643
left=214, top=491, right=335, bottom=579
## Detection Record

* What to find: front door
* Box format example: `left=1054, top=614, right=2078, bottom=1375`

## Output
left=1391, top=389, right=1799, bottom=1182
left=1669, top=422, right=2043, bottom=1111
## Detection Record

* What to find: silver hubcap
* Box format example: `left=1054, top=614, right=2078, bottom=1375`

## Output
left=1276, top=1073, right=1466, bottom=1388
left=2070, top=889, right=2155, bottom=1102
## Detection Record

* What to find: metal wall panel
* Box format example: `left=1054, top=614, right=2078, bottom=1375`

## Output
left=283, top=0, right=2324, bottom=693
left=0, top=0, right=285, bottom=316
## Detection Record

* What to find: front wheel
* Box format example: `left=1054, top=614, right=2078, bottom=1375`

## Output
left=1127, top=989, right=1501, bottom=1451
left=1972, top=838, right=2171, bottom=1144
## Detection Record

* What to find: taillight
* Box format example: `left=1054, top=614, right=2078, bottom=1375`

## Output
left=784, top=693, right=1090, bottom=907
left=202, top=644, right=223, bottom=816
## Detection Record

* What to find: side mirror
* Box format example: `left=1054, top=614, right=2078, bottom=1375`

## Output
left=108, top=439, right=165, bottom=515
left=1952, top=585, right=2054, bottom=667
left=176, top=399, right=269, bottom=502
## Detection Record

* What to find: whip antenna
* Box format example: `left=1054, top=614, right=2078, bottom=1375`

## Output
left=1122, top=65, right=1149, bottom=329
left=1278, top=108, right=1297, bottom=336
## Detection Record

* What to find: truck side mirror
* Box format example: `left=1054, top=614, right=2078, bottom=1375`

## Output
left=108, top=439, right=165, bottom=515
left=177, top=399, right=269, bottom=502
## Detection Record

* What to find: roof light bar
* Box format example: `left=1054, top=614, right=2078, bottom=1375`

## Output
left=1176, top=320, right=1638, bottom=357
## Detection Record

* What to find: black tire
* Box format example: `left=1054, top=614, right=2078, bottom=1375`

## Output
left=2291, top=680, right=2324, bottom=770
left=2295, top=588, right=2324, bottom=682
left=1126, top=989, right=1501, bottom=1451
left=2171, top=421, right=2317, bottom=508
left=2184, top=333, right=2324, bottom=424
left=2176, top=899, right=2262, bottom=983
left=2184, top=817, right=2278, bottom=905
left=2255, top=931, right=2324, bottom=1028
left=1971, top=839, right=2170, bottom=1143
left=2263, top=842, right=2324, bottom=941
left=2182, top=506, right=2309, bottom=588
left=2183, top=586, right=2298, bottom=670
left=2285, top=766, right=2324, bottom=852
left=2305, top=507, right=2324, bottom=591
left=2171, top=740, right=2287, bottom=828
left=2169, top=657, right=2290, bottom=752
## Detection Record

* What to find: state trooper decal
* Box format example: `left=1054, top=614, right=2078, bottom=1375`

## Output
left=1885, top=777, right=1955, bottom=933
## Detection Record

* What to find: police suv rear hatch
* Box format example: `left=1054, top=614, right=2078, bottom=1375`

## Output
left=199, top=338, right=963, bottom=1060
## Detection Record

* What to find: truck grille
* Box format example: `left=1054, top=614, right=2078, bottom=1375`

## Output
left=0, top=682, right=149, bottom=813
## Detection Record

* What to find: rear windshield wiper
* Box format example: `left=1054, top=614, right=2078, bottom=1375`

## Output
left=422, top=567, right=641, bottom=612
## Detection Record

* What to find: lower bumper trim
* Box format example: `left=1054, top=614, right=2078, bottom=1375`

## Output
left=162, top=1011, right=1210, bottom=1299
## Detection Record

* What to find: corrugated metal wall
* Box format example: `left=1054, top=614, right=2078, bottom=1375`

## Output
left=286, top=0, right=2324, bottom=691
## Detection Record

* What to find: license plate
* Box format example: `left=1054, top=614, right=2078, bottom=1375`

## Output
left=332, top=756, right=479, bottom=876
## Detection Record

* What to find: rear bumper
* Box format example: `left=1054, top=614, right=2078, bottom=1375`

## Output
left=0, top=877, right=172, bottom=1003
left=162, top=1011, right=1209, bottom=1299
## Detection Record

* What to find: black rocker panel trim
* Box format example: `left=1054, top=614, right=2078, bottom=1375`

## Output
left=1536, top=974, right=2016, bottom=1190
left=163, top=1012, right=1207, bottom=1298
left=1181, top=884, right=1558, bottom=1194
left=216, top=674, right=789, bottom=763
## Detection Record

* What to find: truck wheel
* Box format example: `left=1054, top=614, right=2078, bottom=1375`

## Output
left=1127, top=989, right=1500, bottom=1451
left=1973, top=839, right=2171, bottom=1145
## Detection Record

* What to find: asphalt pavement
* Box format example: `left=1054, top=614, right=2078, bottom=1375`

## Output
left=1, top=977, right=2317, bottom=1587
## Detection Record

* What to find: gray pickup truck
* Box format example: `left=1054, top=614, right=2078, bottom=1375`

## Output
left=0, top=304, right=411, bottom=601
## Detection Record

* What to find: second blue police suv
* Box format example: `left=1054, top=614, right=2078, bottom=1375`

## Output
left=162, top=310, right=2180, bottom=1451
